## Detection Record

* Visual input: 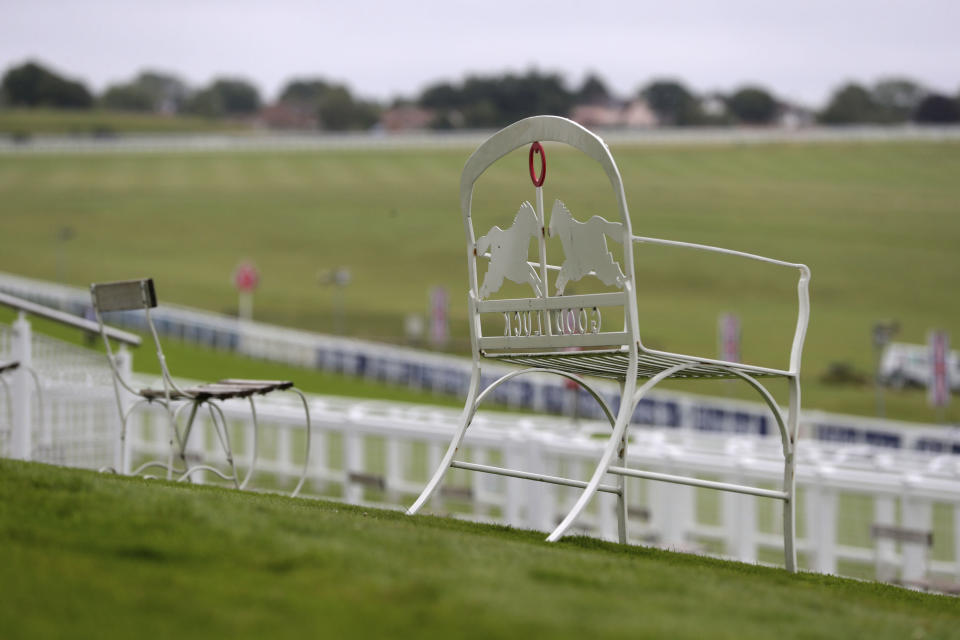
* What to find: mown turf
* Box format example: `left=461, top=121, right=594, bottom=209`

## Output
left=0, top=459, right=957, bottom=639
left=0, top=142, right=957, bottom=423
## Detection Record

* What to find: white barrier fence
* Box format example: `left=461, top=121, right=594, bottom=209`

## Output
left=2, top=125, right=960, bottom=156
left=2, top=271, right=958, bottom=456
left=2, top=318, right=959, bottom=591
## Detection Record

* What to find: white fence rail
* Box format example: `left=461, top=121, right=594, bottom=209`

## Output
left=2, top=125, right=960, bottom=156
left=2, top=318, right=959, bottom=591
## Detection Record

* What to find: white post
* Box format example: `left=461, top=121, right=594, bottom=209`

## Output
left=10, top=312, right=32, bottom=461
left=344, top=431, right=363, bottom=503
left=723, top=481, right=757, bottom=563
left=311, top=425, right=327, bottom=495
left=276, top=423, right=290, bottom=488
left=427, top=441, right=444, bottom=511
left=472, top=447, right=489, bottom=517
left=954, top=504, right=960, bottom=584
left=901, top=497, right=931, bottom=584
left=385, top=436, right=402, bottom=502
left=804, top=484, right=838, bottom=574
left=598, top=482, right=619, bottom=541
left=873, top=496, right=897, bottom=582
left=525, top=435, right=551, bottom=531
left=654, top=462, right=695, bottom=550
left=537, top=447, right=558, bottom=532
left=238, top=291, right=253, bottom=322
left=114, top=344, right=134, bottom=474
left=503, top=439, right=525, bottom=527
left=185, top=410, right=207, bottom=484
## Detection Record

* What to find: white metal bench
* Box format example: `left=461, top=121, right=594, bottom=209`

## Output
left=91, top=278, right=314, bottom=496
left=406, top=115, right=810, bottom=572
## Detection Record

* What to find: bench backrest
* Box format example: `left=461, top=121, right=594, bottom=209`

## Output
left=90, top=278, right=157, bottom=313
left=460, top=116, right=640, bottom=354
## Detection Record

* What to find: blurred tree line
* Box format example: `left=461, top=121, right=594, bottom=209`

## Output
left=2, top=60, right=959, bottom=130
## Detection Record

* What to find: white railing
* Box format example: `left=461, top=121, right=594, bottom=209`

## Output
left=2, top=125, right=959, bottom=156
left=1, top=271, right=957, bottom=456
left=3, top=319, right=959, bottom=590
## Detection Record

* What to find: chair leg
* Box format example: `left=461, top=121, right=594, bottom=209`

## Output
left=406, top=366, right=482, bottom=516
left=547, top=395, right=633, bottom=542
left=208, top=403, right=239, bottom=489
left=239, top=396, right=260, bottom=490
left=177, top=401, right=201, bottom=480
left=616, top=430, right=629, bottom=545
left=288, top=387, right=312, bottom=498
left=548, top=364, right=692, bottom=543
left=783, top=377, right=801, bottom=573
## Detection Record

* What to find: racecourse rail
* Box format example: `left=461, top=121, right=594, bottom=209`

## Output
left=0, top=271, right=957, bottom=457
left=1, top=125, right=960, bottom=155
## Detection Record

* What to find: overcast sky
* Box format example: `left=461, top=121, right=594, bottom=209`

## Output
left=2, top=0, right=958, bottom=107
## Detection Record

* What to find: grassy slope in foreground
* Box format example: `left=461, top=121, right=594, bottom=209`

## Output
left=0, top=460, right=956, bottom=639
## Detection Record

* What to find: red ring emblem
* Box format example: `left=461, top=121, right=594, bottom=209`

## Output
left=528, top=141, right=546, bottom=187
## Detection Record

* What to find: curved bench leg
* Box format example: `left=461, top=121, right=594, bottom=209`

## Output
left=547, top=390, right=633, bottom=543
left=783, top=377, right=800, bottom=573
left=239, top=396, right=260, bottom=491
left=288, top=387, right=312, bottom=498
left=548, top=364, right=693, bottom=543
left=207, top=402, right=239, bottom=489
left=616, top=409, right=629, bottom=545
left=406, top=366, right=482, bottom=516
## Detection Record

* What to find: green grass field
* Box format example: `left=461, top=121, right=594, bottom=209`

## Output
left=0, top=108, right=249, bottom=135
left=1, top=459, right=956, bottom=639
left=0, top=142, right=957, bottom=423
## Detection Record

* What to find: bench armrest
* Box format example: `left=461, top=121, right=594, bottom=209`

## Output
left=632, top=235, right=811, bottom=374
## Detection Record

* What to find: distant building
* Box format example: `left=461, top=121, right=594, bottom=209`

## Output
left=379, top=106, right=435, bottom=132
left=570, top=99, right=658, bottom=129
left=257, top=102, right=318, bottom=130
left=701, top=93, right=728, bottom=119
left=777, top=103, right=815, bottom=129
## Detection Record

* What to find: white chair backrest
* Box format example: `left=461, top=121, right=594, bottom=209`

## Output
left=90, top=278, right=157, bottom=313
left=460, top=116, right=640, bottom=353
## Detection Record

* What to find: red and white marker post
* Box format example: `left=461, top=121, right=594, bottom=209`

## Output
left=233, top=260, right=259, bottom=322
left=928, top=329, right=950, bottom=421
left=718, top=312, right=741, bottom=363
left=429, top=286, right=449, bottom=349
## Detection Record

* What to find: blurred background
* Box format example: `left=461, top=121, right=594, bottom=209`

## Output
left=0, top=0, right=957, bottom=424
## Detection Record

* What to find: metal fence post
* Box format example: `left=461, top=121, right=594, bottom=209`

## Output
left=954, top=504, right=960, bottom=585
left=525, top=434, right=552, bottom=531
left=344, top=430, right=363, bottom=503
left=385, top=436, right=402, bottom=502
left=114, top=344, right=134, bottom=473
left=723, top=478, right=757, bottom=563
left=873, top=496, right=897, bottom=582
left=10, top=312, right=32, bottom=460
left=901, top=495, right=931, bottom=584
left=503, top=436, right=525, bottom=527
left=804, top=481, right=838, bottom=574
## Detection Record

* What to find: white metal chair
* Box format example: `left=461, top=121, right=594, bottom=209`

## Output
left=407, top=116, right=811, bottom=572
left=91, top=278, right=313, bottom=497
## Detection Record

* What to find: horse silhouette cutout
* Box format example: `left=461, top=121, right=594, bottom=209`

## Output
left=476, top=201, right=543, bottom=299
left=549, top=200, right=625, bottom=295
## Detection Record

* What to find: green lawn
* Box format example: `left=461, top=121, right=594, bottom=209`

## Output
left=0, top=108, right=249, bottom=135
left=0, top=142, right=957, bottom=423
left=0, top=459, right=956, bottom=639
